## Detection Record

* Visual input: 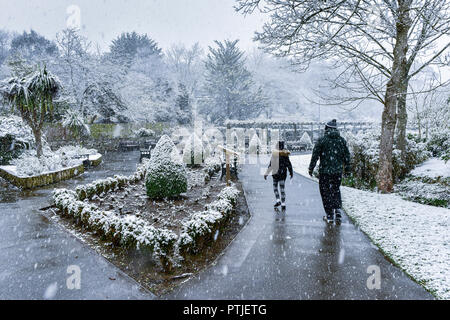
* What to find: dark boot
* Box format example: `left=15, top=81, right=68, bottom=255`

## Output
left=323, top=211, right=334, bottom=223
left=335, top=208, right=343, bottom=224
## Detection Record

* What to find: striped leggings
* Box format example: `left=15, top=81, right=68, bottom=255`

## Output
left=273, top=179, right=286, bottom=203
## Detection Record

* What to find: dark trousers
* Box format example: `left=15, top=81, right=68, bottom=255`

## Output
left=319, top=173, right=342, bottom=215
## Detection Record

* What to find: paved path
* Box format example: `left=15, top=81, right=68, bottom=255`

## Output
left=0, top=152, right=154, bottom=300
left=165, top=160, right=433, bottom=299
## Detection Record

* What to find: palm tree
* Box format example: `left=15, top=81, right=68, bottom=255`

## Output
left=0, top=65, right=61, bottom=158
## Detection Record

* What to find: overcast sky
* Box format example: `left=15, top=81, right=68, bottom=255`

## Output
left=0, top=0, right=266, bottom=52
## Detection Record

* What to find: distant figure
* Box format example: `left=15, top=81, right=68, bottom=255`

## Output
left=264, top=141, right=293, bottom=211
left=308, top=119, right=351, bottom=224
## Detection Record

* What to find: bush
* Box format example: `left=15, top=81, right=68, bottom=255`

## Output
left=426, top=129, right=450, bottom=162
left=182, top=133, right=204, bottom=166
left=299, top=132, right=313, bottom=149
left=0, top=116, right=35, bottom=165
left=145, top=135, right=187, bottom=199
left=343, top=127, right=431, bottom=190
left=134, top=127, right=155, bottom=138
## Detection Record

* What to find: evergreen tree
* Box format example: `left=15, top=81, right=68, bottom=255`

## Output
left=109, top=32, right=162, bottom=66
left=202, top=40, right=261, bottom=124
left=10, top=30, right=58, bottom=62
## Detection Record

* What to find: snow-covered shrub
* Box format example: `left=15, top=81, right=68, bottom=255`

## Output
left=134, top=127, right=155, bottom=138
left=145, top=135, right=187, bottom=199
left=150, top=134, right=181, bottom=162
left=396, top=179, right=449, bottom=208
left=299, top=132, right=313, bottom=149
left=182, top=133, right=204, bottom=166
left=248, top=133, right=261, bottom=154
left=204, top=155, right=222, bottom=177
left=62, top=109, right=90, bottom=138
left=426, top=129, right=450, bottom=162
left=343, top=128, right=430, bottom=190
left=0, top=116, right=35, bottom=165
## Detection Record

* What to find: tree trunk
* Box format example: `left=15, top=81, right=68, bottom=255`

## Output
left=33, top=128, right=43, bottom=158
left=377, top=0, right=411, bottom=193
left=396, top=73, right=410, bottom=162
left=377, top=80, right=397, bottom=193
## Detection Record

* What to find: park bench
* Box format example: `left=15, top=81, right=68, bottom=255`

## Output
left=118, top=140, right=140, bottom=151
left=287, top=141, right=308, bottom=151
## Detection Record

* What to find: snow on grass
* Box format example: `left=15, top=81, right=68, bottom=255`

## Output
left=290, top=154, right=317, bottom=181
left=291, top=153, right=450, bottom=299
left=410, top=157, right=449, bottom=179
left=342, top=187, right=450, bottom=299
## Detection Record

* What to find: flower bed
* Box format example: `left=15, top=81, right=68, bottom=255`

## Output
left=51, top=156, right=240, bottom=271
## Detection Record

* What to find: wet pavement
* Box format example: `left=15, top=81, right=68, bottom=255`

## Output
left=165, top=158, right=433, bottom=300
left=0, top=151, right=154, bottom=299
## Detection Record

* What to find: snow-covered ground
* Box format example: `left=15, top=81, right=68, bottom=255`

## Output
left=410, top=158, right=450, bottom=179
left=291, top=154, right=450, bottom=299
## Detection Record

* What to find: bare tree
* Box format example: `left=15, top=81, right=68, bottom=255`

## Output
left=165, top=43, right=204, bottom=96
left=236, top=0, right=450, bottom=192
left=56, top=28, right=91, bottom=109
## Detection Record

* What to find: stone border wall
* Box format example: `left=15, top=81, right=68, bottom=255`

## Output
left=0, top=164, right=85, bottom=189
left=0, top=154, right=103, bottom=189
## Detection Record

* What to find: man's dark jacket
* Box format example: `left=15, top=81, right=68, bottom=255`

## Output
left=308, top=128, right=351, bottom=176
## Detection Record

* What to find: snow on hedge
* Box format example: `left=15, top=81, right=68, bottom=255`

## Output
left=182, top=133, right=205, bottom=165
left=52, top=161, right=238, bottom=262
left=53, top=188, right=177, bottom=257
left=146, top=135, right=187, bottom=199
left=76, top=159, right=148, bottom=200
left=177, top=185, right=240, bottom=253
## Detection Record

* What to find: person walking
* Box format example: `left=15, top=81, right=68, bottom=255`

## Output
left=264, top=141, right=293, bottom=211
left=308, top=119, right=351, bottom=224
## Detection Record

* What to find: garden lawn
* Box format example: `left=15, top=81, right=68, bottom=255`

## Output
left=291, top=154, right=450, bottom=299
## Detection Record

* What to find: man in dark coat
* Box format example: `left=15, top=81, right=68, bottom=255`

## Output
left=308, top=119, right=351, bottom=224
left=264, top=141, right=293, bottom=211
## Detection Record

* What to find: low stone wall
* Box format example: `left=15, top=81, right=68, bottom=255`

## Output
left=0, top=164, right=85, bottom=189
left=0, top=154, right=102, bottom=189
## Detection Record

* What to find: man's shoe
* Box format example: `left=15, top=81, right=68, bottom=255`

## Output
left=335, top=209, right=343, bottom=224
left=281, top=203, right=286, bottom=211
left=323, top=214, right=334, bottom=224
left=274, top=201, right=281, bottom=208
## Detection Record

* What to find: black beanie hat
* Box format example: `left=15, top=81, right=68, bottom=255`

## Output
left=277, top=141, right=285, bottom=150
left=325, top=119, right=337, bottom=129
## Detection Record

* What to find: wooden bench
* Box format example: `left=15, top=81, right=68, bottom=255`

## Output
left=286, top=142, right=308, bottom=151
left=118, top=141, right=140, bottom=151
left=139, top=149, right=151, bottom=162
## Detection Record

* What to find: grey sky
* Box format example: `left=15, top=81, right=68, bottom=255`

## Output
left=0, top=0, right=266, bottom=52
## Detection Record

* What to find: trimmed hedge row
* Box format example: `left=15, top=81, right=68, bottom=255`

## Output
left=177, top=186, right=240, bottom=254
left=53, top=189, right=177, bottom=258
left=75, top=159, right=149, bottom=200
left=51, top=156, right=238, bottom=271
